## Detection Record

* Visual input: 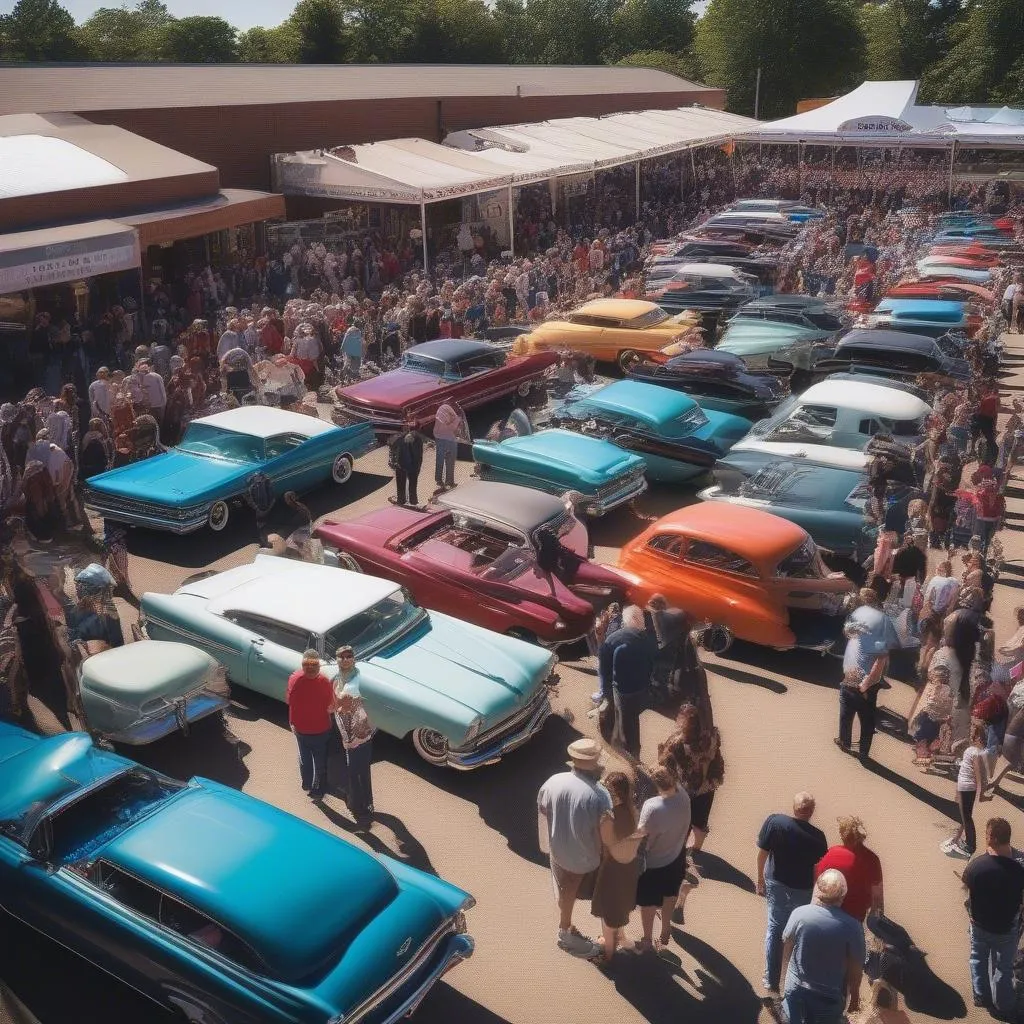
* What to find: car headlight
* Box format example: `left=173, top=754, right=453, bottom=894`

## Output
left=553, top=619, right=567, bottom=631
left=463, top=714, right=484, bottom=744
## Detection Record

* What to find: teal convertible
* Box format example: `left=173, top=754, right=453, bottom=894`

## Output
left=84, top=406, right=376, bottom=534
left=0, top=722, right=473, bottom=1024
left=141, top=556, right=558, bottom=768
left=544, top=379, right=750, bottom=483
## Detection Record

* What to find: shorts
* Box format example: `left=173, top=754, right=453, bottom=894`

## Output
left=636, top=848, right=686, bottom=907
left=690, top=790, right=716, bottom=833
left=550, top=857, right=596, bottom=904
left=912, top=715, right=941, bottom=743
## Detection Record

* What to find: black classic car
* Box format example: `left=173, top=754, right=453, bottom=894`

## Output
left=726, top=295, right=846, bottom=332
left=809, top=328, right=971, bottom=384
left=644, top=263, right=758, bottom=315
left=628, top=349, right=789, bottom=419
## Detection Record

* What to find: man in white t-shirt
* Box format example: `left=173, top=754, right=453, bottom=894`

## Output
left=133, top=361, right=167, bottom=425
left=923, top=561, right=959, bottom=618
left=537, top=739, right=611, bottom=959
left=1004, top=273, right=1022, bottom=332
left=88, top=367, right=112, bottom=420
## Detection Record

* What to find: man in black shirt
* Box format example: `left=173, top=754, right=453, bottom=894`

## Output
left=756, top=792, right=829, bottom=995
left=962, top=817, right=1024, bottom=1016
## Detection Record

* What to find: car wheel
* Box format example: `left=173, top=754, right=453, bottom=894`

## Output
left=506, top=627, right=538, bottom=644
left=336, top=551, right=363, bottom=572
left=207, top=501, right=230, bottom=532
left=331, top=453, right=354, bottom=485
left=618, top=350, right=641, bottom=373
left=699, top=624, right=733, bottom=656
left=412, top=727, right=450, bottom=766
left=516, top=381, right=533, bottom=398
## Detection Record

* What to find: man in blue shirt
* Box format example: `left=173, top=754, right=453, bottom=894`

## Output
left=341, top=320, right=364, bottom=381
left=781, top=869, right=865, bottom=1024
left=597, top=605, right=655, bottom=759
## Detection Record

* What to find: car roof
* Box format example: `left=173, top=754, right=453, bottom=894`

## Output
left=797, top=379, right=931, bottom=420
left=673, top=263, right=746, bottom=278
left=665, top=349, right=747, bottom=371
left=176, top=555, right=398, bottom=635
left=79, top=642, right=216, bottom=700
left=100, top=785, right=397, bottom=981
left=649, top=503, right=808, bottom=562
left=837, top=329, right=937, bottom=352
left=405, top=339, right=494, bottom=362
left=572, top=298, right=663, bottom=319
left=745, top=294, right=830, bottom=310
left=193, top=407, right=337, bottom=440
left=728, top=439, right=869, bottom=470
left=436, top=480, right=568, bottom=532
left=576, top=379, right=699, bottom=425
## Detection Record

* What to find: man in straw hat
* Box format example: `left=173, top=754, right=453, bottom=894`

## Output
left=780, top=868, right=866, bottom=1024
left=537, top=738, right=611, bottom=959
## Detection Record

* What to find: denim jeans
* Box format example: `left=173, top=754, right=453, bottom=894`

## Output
left=434, top=437, right=458, bottom=487
left=838, top=685, right=878, bottom=757
left=764, top=879, right=812, bottom=990
left=294, top=728, right=331, bottom=794
left=345, top=740, right=374, bottom=818
left=783, top=985, right=846, bottom=1024
left=612, top=688, right=646, bottom=758
left=969, top=922, right=1019, bottom=1014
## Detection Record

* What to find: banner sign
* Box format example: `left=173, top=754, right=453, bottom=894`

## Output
left=837, top=117, right=913, bottom=134
left=0, top=229, right=140, bottom=291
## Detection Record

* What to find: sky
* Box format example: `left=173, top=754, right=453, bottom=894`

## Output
left=60, top=0, right=297, bottom=30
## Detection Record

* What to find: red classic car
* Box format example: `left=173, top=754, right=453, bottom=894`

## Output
left=314, top=481, right=629, bottom=645
left=885, top=280, right=995, bottom=306
left=333, top=339, right=557, bottom=433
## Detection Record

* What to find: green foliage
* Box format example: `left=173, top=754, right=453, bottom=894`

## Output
left=0, top=0, right=89, bottom=60
left=157, top=15, right=238, bottom=62
left=287, top=0, right=348, bottom=63
left=405, top=0, right=503, bottom=64
left=695, top=0, right=865, bottom=117
left=237, top=24, right=300, bottom=63
left=80, top=0, right=171, bottom=61
left=607, top=0, right=695, bottom=63
left=615, top=49, right=698, bottom=80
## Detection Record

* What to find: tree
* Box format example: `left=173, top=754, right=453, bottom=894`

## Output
left=859, top=0, right=959, bottom=84
left=80, top=0, right=173, bottom=62
left=405, top=0, right=503, bottom=64
left=695, top=0, right=865, bottom=117
left=157, top=15, right=239, bottom=62
left=492, top=0, right=539, bottom=64
left=524, top=0, right=618, bottom=64
left=615, top=49, right=698, bottom=80
left=287, top=0, right=348, bottom=63
left=237, top=24, right=300, bottom=63
left=0, top=0, right=88, bottom=61
left=345, top=0, right=418, bottom=63
left=606, top=0, right=695, bottom=63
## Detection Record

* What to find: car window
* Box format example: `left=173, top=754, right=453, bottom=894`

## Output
left=263, top=433, right=307, bottom=459
left=647, top=534, right=686, bottom=557
left=625, top=309, right=669, bottom=329
left=858, top=418, right=884, bottom=436
left=792, top=404, right=838, bottom=428
left=775, top=537, right=823, bottom=579
left=458, top=352, right=505, bottom=376
left=95, top=862, right=163, bottom=917
left=159, top=893, right=264, bottom=973
left=891, top=418, right=923, bottom=437
left=177, top=424, right=264, bottom=464
left=225, top=612, right=311, bottom=653
left=684, top=540, right=758, bottom=577
left=401, top=353, right=446, bottom=376
left=568, top=314, right=615, bottom=328
left=321, top=589, right=425, bottom=656
left=806, top=312, right=843, bottom=330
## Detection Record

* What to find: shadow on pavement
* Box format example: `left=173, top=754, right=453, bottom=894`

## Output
left=710, top=663, right=788, bottom=696
left=602, top=927, right=762, bottom=1024
left=315, top=800, right=435, bottom=875
left=862, top=759, right=959, bottom=821
left=694, top=851, right=756, bottom=894
left=721, top=643, right=843, bottom=691
left=414, top=982, right=513, bottom=1023
left=131, top=714, right=251, bottom=791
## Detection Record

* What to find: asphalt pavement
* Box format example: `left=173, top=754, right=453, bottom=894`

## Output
left=6, top=355, right=1024, bottom=1024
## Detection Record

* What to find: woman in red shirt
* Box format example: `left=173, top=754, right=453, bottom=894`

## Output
left=286, top=650, right=335, bottom=799
left=815, top=815, right=884, bottom=923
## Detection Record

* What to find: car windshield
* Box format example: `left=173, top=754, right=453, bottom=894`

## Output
left=177, top=423, right=264, bottom=463
left=775, top=537, right=825, bottom=579
left=322, top=589, right=427, bottom=656
left=677, top=405, right=710, bottom=433
left=625, top=308, right=669, bottom=329
left=400, top=353, right=447, bottom=377
left=739, top=462, right=816, bottom=503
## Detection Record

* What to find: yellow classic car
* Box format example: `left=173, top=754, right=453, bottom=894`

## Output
left=513, top=299, right=702, bottom=371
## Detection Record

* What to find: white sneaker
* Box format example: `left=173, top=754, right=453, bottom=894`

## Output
left=939, top=837, right=957, bottom=853
left=948, top=841, right=972, bottom=859
left=557, top=928, right=601, bottom=958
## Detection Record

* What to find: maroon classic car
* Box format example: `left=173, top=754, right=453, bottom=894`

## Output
left=333, top=339, right=558, bottom=433
left=314, top=481, right=629, bottom=645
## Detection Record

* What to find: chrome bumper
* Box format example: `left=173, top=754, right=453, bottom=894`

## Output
left=83, top=491, right=211, bottom=534
left=581, top=475, right=648, bottom=516
left=104, top=689, right=229, bottom=745
left=447, top=689, right=553, bottom=770
left=372, top=934, right=474, bottom=1023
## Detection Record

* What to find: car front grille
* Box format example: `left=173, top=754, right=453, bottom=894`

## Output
left=83, top=489, right=203, bottom=521
left=593, top=469, right=645, bottom=502
left=469, top=682, right=552, bottom=750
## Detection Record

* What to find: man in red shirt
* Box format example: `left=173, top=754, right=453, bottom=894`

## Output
left=286, top=650, right=335, bottom=800
left=815, top=815, right=884, bottom=924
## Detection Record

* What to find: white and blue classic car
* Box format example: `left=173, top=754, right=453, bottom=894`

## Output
left=84, top=407, right=376, bottom=534
left=140, top=556, right=558, bottom=768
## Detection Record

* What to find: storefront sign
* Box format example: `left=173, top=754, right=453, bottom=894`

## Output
left=837, top=116, right=913, bottom=134
left=0, top=229, right=140, bottom=291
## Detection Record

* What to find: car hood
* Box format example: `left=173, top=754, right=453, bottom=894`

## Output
left=339, top=369, right=446, bottom=409
left=86, top=450, right=250, bottom=505
left=369, top=613, right=550, bottom=726
left=480, top=430, right=645, bottom=481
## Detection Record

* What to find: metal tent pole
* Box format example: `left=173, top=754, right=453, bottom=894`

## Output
left=948, top=142, right=957, bottom=207
left=507, top=184, right=515, bottom=255
left=634, top=161, right=641, bottom=220
left=420, top=202, right=428, bottom=275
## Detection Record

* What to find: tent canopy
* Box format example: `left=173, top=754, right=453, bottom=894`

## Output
left=272, top=106, right=756, bottom=204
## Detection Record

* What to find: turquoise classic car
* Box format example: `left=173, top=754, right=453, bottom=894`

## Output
left=78, top=641, right=229, bottom=745
left=865, top=298, right=970, bottom=337
left=716, top=318, right=835, bottom=371
left=546, top=379, right=751, bottom=483
left=472, top=428, right=648, bottom=515
left=84, top=406, right=376, bottom=534
left=0, top=721, right=473, bottom=1024
left=140, top=555, right=558, bottom=768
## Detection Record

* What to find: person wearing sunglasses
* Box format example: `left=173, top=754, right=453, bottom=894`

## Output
left=285, top=649, right=334, bottom=800
left=331, top=646, right=376, bottom=827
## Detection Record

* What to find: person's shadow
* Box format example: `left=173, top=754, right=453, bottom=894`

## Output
left=315, top=799, right=435, bottom=875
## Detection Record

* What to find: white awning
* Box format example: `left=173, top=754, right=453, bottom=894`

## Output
left=272, top=106, right=757, bottom=203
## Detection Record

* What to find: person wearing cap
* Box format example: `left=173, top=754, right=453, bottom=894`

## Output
left=286, top=650, right=334, bottom=800
left=537, top=738, right=611, bottom=959
left=815, top=816, right=884, bottom=925
left=780, top=869, right=866, bottom=1023
left=331, top=646, right=375, bottom=826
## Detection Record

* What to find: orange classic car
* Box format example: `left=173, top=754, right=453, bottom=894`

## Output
left=617, top=503, right=854, bottom=652
left=513, top=299, right=702, bottom=371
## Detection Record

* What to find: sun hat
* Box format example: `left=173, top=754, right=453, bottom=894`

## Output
left=566, top=738, right=604, bottom=772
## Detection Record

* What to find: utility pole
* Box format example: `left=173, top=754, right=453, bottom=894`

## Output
left=754, top=65, right=762, bottom=120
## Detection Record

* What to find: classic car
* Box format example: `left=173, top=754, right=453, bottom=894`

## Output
left=697, top=221, right=798, bottom=245
left=333, top=339, right=557, bottom=434
left=140, top=556, right=558, bottom=768
left=884, top=280, right=995, bottom=306
left=314, top=482, right=629, bottom=645
left=617, top=503, right=854, bottom=652
left=727, top=294, right=845, bottom=332
left=915, top=258, right=994, bottom=283
left=809, top=328, right=971, bottom=382
left=645, top=250, right=777, bottom=288
left=926, top=243, right=1003, bottom=266
left=728, top=199, right=826, bottom=222
left=646, top=237, right=754, bottom=264
left=78, top=641, right=229, bottom=745
left=546, top=379, right=751, bottom=483
left=744, top=378, right=931, bottom=450
left=0, top=722, right=474, bottom=1024
left=83, top=407, right=375, bottom=535
left=472, top=428, right=648, bottom=515
left=699, top=459, right=881, bottom=558
left=712, top=438, right=869, bottom=482
left=627, top=349, right=788, bottom=419
left=514, top=299, right=702, bottom=371
left=643, top=263, right=758, bottom=313
left=715, top=317, right=834, bottom=371
left=864, top=298, right=974, bottom=338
